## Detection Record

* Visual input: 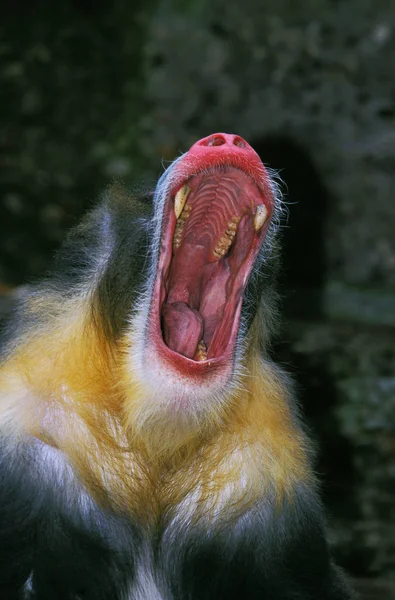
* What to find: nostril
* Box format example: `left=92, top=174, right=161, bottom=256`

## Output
left=195, top=133, right=252, bottom=151
left=200, top=135, right=226, bottom=147
left=233, top=137, right=247, bottom=148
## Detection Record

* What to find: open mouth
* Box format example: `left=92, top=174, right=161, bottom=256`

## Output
left=147, top=134, right=274, bottom=375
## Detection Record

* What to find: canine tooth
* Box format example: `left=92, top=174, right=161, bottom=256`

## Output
left=254, top=204, right=268, bottom=232
left=174, top=186, right=191, bottom=219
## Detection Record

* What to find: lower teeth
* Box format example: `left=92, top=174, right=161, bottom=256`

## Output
left=196, top=340, right=208, bottom=361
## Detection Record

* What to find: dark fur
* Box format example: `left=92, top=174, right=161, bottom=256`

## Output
left=0, top=183, right=356, bottom=599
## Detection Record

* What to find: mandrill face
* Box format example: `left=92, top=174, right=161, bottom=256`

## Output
left=129, top=133, right=282, bottom=425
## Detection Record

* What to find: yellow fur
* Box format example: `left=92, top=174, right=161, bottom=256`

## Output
left=0, top=301, right=311, bottom=523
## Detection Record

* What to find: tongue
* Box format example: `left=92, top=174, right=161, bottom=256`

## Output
left=162, top=302, right=203, bottom=358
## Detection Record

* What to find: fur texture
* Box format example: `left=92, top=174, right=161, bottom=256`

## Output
left=0, top=139, right=356, bottom=599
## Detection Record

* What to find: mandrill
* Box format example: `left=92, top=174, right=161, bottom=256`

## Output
left=0, top=133, right=356, bottom=599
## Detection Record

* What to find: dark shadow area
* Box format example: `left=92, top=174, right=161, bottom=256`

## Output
left=252, top=135, right=368, bottom=575
left=280, top=344, right=370, bottom=576
left=251, top=135, right=329, bottom=319
left=0, top=0, right=148, bottom=285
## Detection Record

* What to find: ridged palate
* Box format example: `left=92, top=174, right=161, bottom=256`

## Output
left=182, top=178, right=245, bottom=249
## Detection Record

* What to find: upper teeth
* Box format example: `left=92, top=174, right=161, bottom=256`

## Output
left=213, top=216, right=241, bottom=259
left=254, top=204, right=268, bottom=232
left=174, top=185, right=191, bottom=219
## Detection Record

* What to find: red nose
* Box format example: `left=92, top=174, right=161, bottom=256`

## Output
left=187, top=132, right=261, bottom=164
left=185, top=133, right=265, bottom=181
left=196, top=133, right=250, bottom=149
left=191, top=132, right=254, bottom=151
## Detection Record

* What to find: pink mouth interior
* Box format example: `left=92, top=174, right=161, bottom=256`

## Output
left=160, top=167, right=267, bottom=362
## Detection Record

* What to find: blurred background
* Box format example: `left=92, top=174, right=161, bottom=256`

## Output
left=1, top=1, right=394, bottom=597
